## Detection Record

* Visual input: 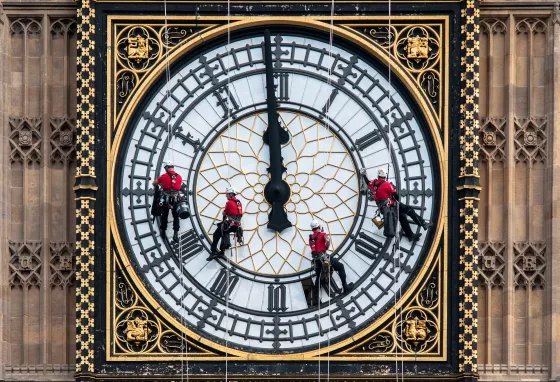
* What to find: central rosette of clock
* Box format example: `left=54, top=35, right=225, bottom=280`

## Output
left=195, top=110, right=359, bottom=275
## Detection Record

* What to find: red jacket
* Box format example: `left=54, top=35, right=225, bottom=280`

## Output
left=369, top=179, right=396, bottom=206
left=224, top=197, right=243, bottom=226
left=309, top=231, right=328, bottom=253
left=157, top=169, right=182, bottom=191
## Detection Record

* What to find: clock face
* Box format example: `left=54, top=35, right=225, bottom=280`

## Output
left=117, top=30, right=438, bottom=353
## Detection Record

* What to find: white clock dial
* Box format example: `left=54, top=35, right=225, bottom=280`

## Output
left=116, top=31, right=438, bottom=352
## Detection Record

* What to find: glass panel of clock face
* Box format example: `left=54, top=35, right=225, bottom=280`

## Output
left=118, top=31, right=437, bottom=352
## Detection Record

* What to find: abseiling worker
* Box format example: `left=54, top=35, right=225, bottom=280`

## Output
left=152, top=160, right=182, bottom=243
left=360, top=168, right=432, bottom=240
left=207, top=187, right=243, bottom=261
left=309, top=220, right=353, bottom=304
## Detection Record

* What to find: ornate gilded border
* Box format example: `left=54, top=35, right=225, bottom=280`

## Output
left=75, top=0, right=98, bottom=375
left=105, top=16, right=449, bottom=361
left=457, top=0, right=480, bottom=376
left=339, top=22, right=445, bottom=126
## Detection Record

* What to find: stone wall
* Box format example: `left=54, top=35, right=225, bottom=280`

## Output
left=0, top=1, right=558, bottom=382
left=0, top=2, right=77, bottom=381
left=477, top=4, right=560, bottom=380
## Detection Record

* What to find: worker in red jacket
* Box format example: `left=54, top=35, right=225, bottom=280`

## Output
left=361, top=168, right=432, bottom=241
left=152, top=160, right=182, bottom=243
left=309, top=221, right=353, bottom=304
left=207, top=187, right=243, bottom=261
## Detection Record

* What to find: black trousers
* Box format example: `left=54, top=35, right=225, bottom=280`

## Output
left=397, top=203, right=425, bottom=237
left=160, top=205, right=180, bottom=232
left=313, top=256, right=348, bottom=291
left=210, top=222, right=239, bottom=253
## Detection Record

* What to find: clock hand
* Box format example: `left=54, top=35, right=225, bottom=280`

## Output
left=262, top=29, right=292, bottom=233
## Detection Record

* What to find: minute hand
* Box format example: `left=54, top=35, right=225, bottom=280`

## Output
left=262, top=29, right=292, bottom=233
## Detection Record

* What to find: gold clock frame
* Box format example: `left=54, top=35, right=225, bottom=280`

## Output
left=104, top=15, right=450, bottom=362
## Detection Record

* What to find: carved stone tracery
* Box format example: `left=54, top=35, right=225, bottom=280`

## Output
left=514, top=117, right=547, bottom=164
left=9, top=117, right=42, bottom=165
left=50, top=117, right=77, bottom=164
left=480, top=118, right=506, bottom=163
left=10, top=18, right=41, bottom=35
left=478, top=242, right=506, bottom=288
left=49, top=242, right=75, bottom=288
left=8, top=241, right=42, bottom=288
left=50, top=18, right=77, bottom=36
left=513, top=241, right=546, bottom=289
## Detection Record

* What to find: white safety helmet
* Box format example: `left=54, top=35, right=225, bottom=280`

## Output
left=377, top=169, right=387, bottom=178
left=310, top=220, right=320, bottom=230
left=163, top=160, right=174, bottom=168
left=225, top=186, right=236, bottom=195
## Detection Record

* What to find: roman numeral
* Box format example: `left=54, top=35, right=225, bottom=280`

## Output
left=174, top=127, right=200, bottom=150
left=213, top=86, right=239, bottom=118
left=173, top=229, right=203, bottom=261
left=275, top=73, right=289, bottom=101
left=210, top=268, right=239, bottom=298
left=321, top=89, right=339, bottom=116
left=355, top=129, right=382, bottom=151
left=267, top=283, right=288, bottom=312
left=355, top=232, right=383, bottom=260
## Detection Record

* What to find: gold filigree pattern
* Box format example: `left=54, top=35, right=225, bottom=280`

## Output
left=395, top=309, right=438, bottom=353
left=106, top=16, right=449, bottom=362
left=458, top=0, right=480, bottom=374
left=395, top=26, right=440, bottom=71
left=196, top=111, right=359, bottom=275
left=336, top=258, right=442, bottom=357
left=116, top=309, right=159, bottom=353
left=117, top=26, right=160, bottom=70
left=112, top=262, right=219, bottom=357
left=345, top=22, right=444, bottom=124
left=75, top=0, right=96, bottom=374
left=112, top=23, right=218, bottom=118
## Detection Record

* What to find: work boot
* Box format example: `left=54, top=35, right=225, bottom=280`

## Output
left=422, top=221, right=433, bottom=231
left=160, top=227, right=167, bottom=240
left=408, top=233, right=422, bottom=241
left=173, top=231, right=179, bottom=243
left=343, top=282, right=354, bottom=294
left=206, top=251, right=219, bottom=261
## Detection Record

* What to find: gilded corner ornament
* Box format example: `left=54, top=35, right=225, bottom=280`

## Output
left=112, top=263, right=217, bottom=357
left=348, top=21, right=444, bottom=123
left=337, top=259, right=442, bottom=358
left=112, top=21, right=216, bottom=117
left=406, top=36, right=429, bottom=60
left=126, top=34, right=151, bottom=63
left=117, top=26, right=160, bottom=71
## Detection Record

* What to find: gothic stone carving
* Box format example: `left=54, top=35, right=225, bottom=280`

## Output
left=9, top=118, right=42, bottom=165
left=10, top=17, right=41, bottom=36
left=513, top=241, right=546, bottom=289
left=478, top=241, right=506, bottom=288
left=514, top=117, right=547, bottom=163
left=50, top=117, right=77, bottom=164
left=8, top=241, right=42, bottom=288
left=49, top=242, right=75, bottom=288
left=50, top=18, right=76, bottom=36
left=480, top=118, right=506, bottom=163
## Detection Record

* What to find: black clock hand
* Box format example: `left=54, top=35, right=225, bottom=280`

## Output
left=262, top=29, right=292, bottom=233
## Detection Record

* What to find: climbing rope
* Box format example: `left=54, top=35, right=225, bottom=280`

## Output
left=161, top=0, right=189, bottom=380
left=225, top=0, right=232, bottom=380
left=385, top=0, right=406, bottom=379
